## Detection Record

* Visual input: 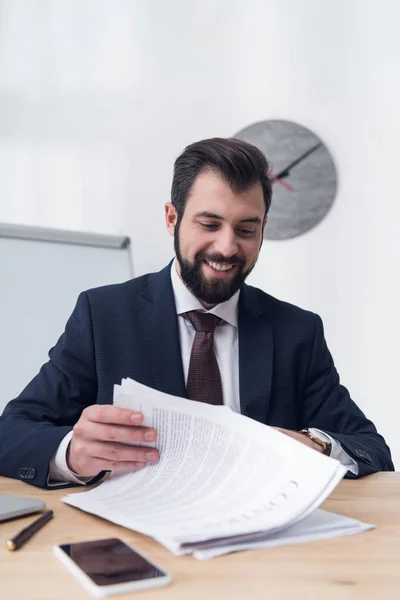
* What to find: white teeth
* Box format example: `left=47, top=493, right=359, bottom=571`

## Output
left=206, top=261, right=234, bottom=272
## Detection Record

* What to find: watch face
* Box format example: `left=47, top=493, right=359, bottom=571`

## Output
left=233, top=120, right=337, bottom=240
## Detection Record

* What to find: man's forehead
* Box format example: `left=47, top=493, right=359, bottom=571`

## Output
left=190, top=170, right=258, bottom=195
left=186, top=172, right=265, bottom=217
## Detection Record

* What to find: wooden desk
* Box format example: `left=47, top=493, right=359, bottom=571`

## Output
left=1, top=473, right=400, bottom=600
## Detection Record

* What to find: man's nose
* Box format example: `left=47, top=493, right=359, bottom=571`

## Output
left=213, top=230, right=239, bottom=258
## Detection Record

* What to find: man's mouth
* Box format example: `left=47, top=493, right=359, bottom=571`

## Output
left=201, top=259, right=242, bottom=278
left=204, top=260, right=236, bottom=272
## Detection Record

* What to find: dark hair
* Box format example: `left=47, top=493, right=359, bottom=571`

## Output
left=171, top=137, right=272, bottom=219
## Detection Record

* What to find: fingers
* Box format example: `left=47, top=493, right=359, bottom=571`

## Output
left=89, top=441, right=159, bottom=464
left=73, top=421, right=157, bottom=445
left=74, top=405, right=157, bottom=445
left=83, top=405, right=145, bottom=426
left=68, top=441, right=160, bottom=477
left=76, top=457, right=149, bottom=477
left=68, top=404, right=160, bottom=477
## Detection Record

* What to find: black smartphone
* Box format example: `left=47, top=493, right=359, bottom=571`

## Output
left=54, top=538, right=172, bottom=597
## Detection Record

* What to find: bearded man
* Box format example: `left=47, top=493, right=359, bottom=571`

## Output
left=0, top=138, right=393, bottom=488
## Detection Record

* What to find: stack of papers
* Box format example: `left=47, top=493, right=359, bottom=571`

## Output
left=62, top=379, right=374, bottom=559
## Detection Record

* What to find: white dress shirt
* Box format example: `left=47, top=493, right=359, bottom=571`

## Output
left=49, top=260, right=358, bottom=484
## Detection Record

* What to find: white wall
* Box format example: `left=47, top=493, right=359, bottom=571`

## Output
left=1, top=0, right=399, bottom=466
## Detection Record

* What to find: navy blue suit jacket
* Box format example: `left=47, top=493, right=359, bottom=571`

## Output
left=0, top=263, right=394, bottom=487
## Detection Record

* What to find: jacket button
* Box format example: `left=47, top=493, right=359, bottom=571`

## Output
left=354, top=449, right=371, bottom=462
left=19, top=467, right=27, bottom=479
left=26, top=468, right=36, bottom=480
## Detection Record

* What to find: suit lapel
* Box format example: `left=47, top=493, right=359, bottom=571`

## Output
left=137, top=266, right=273, bottom=419
left=238, top=285, right=273, bottom=423
left=138, top=263, right=186, bottom=398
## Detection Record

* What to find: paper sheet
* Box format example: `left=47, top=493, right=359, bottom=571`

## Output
left=61, top=378, right=372, bottom=559
left=193, top=509, right=374, bottom=559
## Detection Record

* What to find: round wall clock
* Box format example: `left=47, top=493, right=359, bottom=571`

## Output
left=234, top=120, right=337, bottom=240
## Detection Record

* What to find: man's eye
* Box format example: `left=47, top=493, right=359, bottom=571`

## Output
left=237, top=228, right=256, bottom=236
left=200, top=223, right=219, bottom=230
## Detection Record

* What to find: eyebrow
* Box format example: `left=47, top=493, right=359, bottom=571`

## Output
left=194, top=211, right=262, bottom=224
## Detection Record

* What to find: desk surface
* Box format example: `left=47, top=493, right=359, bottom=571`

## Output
left=1, top=473, right=400, bottom=600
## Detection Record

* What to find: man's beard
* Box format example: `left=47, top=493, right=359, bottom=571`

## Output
left=174, top=227, right=256, bottom=305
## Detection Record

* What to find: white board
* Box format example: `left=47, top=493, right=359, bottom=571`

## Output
left=0, top=223, right=133, bottom=413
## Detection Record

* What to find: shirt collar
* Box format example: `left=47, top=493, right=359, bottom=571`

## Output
left=170, top=259, right=239, bottom=328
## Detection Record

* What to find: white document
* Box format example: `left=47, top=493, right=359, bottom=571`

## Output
left=62, top=378, right=373, bottom=559
left=193, top=509, right=374, bottom=559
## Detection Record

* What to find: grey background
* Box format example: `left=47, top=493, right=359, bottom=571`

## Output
left=0, top=226, right=133, bottom=413
left=234, top=120, right=337, bottom=240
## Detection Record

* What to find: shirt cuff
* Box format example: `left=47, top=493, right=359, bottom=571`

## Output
left=47, top=431, right=96, bottom=486
left=309, top=428, right=359, bottom=476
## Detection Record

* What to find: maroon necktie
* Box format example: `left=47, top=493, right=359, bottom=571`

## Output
left=185, top=311, right=223, bottom=405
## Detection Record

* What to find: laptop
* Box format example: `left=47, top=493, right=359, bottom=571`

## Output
left=0, top=495, right=46, bottom=522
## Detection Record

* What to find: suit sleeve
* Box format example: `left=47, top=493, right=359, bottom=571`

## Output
left=301, top=314, right=394, bottom=477
left=0, top=292, right=99, bottom=489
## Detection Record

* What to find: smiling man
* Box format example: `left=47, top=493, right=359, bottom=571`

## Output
left=0, top=138, right=394, bottom=488
left=169, top=171, right=264, bottom=307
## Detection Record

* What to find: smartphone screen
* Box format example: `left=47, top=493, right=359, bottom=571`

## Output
left=58, top=538, right=168, bottom=587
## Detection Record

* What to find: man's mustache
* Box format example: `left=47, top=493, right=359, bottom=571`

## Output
left=195, top=252, right=245, bottom=267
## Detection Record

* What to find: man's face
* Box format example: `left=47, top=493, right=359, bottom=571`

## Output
left=165, top=171, right=267, bottom=307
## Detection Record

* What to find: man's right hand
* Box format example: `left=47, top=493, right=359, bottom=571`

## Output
left=66, top=405, right=159, bottom=477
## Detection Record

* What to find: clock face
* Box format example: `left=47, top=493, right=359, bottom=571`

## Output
left=233, top=120, right=337, bottom=240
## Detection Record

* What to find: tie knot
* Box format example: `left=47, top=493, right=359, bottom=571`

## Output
left=185, top=311, right=222, bottom=333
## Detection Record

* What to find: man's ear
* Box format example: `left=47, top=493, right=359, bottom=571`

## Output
left=165, top=203, right=178, bottom=236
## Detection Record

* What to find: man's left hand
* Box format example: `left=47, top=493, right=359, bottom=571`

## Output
left=273, top=427, right=323, bottom=453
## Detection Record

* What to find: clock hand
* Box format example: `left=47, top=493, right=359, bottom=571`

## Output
left=268, top=172, right=293, bottom=191
left=274, top=142, right=322, bottom=180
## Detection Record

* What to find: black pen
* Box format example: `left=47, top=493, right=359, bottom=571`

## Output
left=6, top=509, right=54, bottom=551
